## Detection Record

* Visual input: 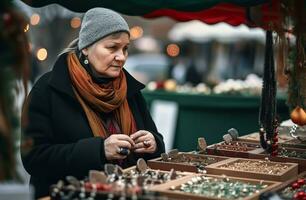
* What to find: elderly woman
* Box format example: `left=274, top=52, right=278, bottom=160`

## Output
left=21, top=8, right=165, bottom=198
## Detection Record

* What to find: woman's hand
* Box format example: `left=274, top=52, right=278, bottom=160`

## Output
left=104, top=134, right=135, bottom=160
left=130, top=130, right=157, bottom=153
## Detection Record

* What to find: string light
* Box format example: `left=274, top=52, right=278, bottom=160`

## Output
left=70, top=17, right=81, bottom=29
left=30, top=13, right=40, bottom=26
left=130, top=26, right=143, bottom=40
left=24, top=24, right=29, bottom=32
left=37, top=48, right=48, bottom=61
left=166, top=44, right=180, bottom=57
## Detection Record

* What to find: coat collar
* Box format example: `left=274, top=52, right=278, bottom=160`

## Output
left=48, top=53, right=145, bottom=100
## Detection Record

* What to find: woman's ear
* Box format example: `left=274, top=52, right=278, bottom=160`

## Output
left=82, top=48, right=88, bottom=56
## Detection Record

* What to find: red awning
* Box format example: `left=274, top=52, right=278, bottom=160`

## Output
left=144, top=1, right=280, bottom=29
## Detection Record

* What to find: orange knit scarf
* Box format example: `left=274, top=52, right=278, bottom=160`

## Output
left=67, top=52, right=137, bottom=138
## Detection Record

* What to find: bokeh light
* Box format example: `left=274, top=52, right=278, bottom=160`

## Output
left=70, top=17, right=81, bottom=29
left=130, top=26, right=143, bottom=40
left=30, top=14, right=40, bottom=26
left=166, top=44, right=180, bottom=57
left=24, top=24, right=29, bottom=32
left=37, top=48, right=48, bottom=61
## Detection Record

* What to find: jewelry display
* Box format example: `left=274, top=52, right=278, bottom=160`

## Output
left=219, top=160, right=290, bottom=175
left=50, top=159, right=179, bottom=200
left=279, top=177, right=306, bottom=200
left=170, top=175, right=268, bottom=199
left=278, top=148, right=306, bottom=159
left=212, top=141, right=260, bottom=152
left=239, top=131, right=293, bottom=143
left=282, top=138, right=306, bottom=149
left=160, top=152, right=223, bottom=172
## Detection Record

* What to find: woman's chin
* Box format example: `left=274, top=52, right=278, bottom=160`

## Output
left=107, top=71, right=121, bottom=78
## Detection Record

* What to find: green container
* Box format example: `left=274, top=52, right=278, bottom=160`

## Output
left=143, top=90, right=289, bottom=152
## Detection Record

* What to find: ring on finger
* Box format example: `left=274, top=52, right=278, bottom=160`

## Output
left=143, top=140, right=151, bottom=147
left=118, top=147, right=129, bottom=155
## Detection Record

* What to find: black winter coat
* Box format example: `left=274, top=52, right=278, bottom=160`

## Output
left=21, top=53, right=165, bottom=198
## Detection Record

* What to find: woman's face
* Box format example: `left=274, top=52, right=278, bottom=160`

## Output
left=82, top=32, right=130, bottom=78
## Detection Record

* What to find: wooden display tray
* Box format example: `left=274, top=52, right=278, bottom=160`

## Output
left=273, top=171, right=306, bottom=190
left=206, top=141, right=262, bottom=158
left=149, top=174, right=280, bottom=200
left=281, top=139, right=306, bottom=149
left=238, top=132, right=293, bottom=144
left=49, top=166, right=191, bottom=200
left=205, top=157, right=298, bottom=182
left=123, top=165, right=193, bottom=177
left=261, top=171, right=306, bottom=199
left=249, top=148, right=306, bottom=173
left=147, top=153, right=229, bottom=173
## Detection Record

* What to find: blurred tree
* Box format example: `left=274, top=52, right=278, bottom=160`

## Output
left=0, top=0, right=29, bottom=181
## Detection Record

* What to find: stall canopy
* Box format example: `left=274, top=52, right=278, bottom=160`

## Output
left=22, top=0, right=281, bottom=29
left=168, top=21, right=265, bottom=43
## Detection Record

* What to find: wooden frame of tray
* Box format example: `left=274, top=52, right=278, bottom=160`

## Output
left=147, top=153, right=229, bottom=173
left=149, top=174, right=280, bottom=200
left=249, top=148, right=306, bottom=173
left=206, top=141, right=262, bottom=158
left=122, top=165, right=193, bottom=176
left=238, top=132, right=293, bottom=144
left=205, top=157, right=298, bottom=182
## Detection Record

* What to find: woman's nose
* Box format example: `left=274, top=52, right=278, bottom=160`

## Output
left=115, top=51, right=126, bottom=61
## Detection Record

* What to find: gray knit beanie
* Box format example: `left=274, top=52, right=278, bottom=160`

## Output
left=78, top=8, right=130, bottom=50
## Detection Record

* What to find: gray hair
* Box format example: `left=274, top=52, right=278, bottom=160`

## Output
left=59, top=38, right=79, bottom=56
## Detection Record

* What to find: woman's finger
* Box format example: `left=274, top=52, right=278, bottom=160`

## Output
left=134, top=135, right=148, bottom=144
left=116, top=140, right=133, bottom=149
left=114, top=134, right=135, bottom=146
left=130, top=130, right=148, bottom=140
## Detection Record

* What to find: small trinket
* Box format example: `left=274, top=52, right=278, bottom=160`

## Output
left=223, top=134, right=233, bottom=143
left=89, top=170, right=107, bottom=183
left=136, top=158, right=148, bottom=173
left=115, top=165, right=123, bottom=176
left=105, top=164, right=116, bottom=175
left=56, top=180, right=64, bottom=189
left=136, top=175, right=146, bottom=186
left=198, top=137, right=207, bottom=152
left=169, top=169, right=177, bottom=180
left=228, top=128, right=239, bottom=140
left=168, top=149, right=179, bottom=158
left=161, top=153, right=169, bottom=161
left=66, top=176, right=81, bottom=188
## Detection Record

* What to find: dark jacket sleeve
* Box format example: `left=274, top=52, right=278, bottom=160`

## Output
left=21, top=76, right=106, bottom=180
left=134, top=91, right=165, bottom=160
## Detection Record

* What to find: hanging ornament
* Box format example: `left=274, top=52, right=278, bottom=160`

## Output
left=259, top=30, right=278, bottom=155
left=290, top=106, right=306, bottom=126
